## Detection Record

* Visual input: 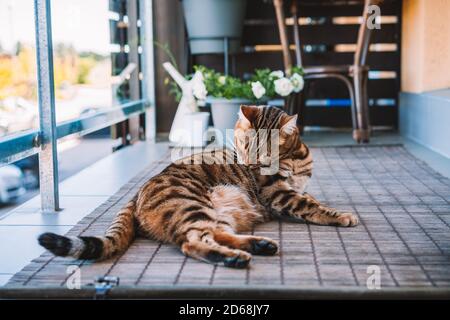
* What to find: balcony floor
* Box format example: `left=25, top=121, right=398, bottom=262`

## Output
left=3, top=139, right=450, bottom=298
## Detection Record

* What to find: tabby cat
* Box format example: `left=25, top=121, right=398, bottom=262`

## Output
left=39, top=106, right=358, bottom=268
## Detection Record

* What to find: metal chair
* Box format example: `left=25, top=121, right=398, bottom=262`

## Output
left=274, top=0, right=380, bottom=143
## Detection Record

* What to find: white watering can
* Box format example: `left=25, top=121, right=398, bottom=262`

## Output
left=162, top=62, right=210, bottom=147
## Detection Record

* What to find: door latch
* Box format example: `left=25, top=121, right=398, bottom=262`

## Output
left=93, top=276, right=120, bottom=299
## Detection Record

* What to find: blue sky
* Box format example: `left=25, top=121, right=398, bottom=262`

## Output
left=0, top=0, right=110, bottom=54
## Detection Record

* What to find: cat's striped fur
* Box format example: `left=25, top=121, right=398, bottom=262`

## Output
left=39, top=106, right=358, bottom=268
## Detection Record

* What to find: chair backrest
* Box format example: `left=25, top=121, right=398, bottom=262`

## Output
left=291, top=0, right=380, bottom=68
left=354, top=0, right=380, bottom=66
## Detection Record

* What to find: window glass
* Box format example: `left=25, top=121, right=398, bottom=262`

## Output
left=0, top=0, right=38, bottom=138
left=50, top=0, right=113, bottom=123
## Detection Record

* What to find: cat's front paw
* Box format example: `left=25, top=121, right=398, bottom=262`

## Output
left=250, top=238, right=279, bottom=256
left=336, top=212, right=359, bottom=227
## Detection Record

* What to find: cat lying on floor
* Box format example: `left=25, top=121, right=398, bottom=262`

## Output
left=39, top=105, right=358, bottom=268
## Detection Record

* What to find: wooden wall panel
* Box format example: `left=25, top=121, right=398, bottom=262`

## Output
left=191, top=0, right=401, bottom=128
left=153, top=0, right=188, bottom=133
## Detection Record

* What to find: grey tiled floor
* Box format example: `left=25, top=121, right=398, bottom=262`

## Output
left=6, top=146, right=450, bottom=291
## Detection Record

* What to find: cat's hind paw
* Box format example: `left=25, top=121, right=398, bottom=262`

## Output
left=336, top=212, right=359, bottom=227
left=223, top=251, right=252, bottom=268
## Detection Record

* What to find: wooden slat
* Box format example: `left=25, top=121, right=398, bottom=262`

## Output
left=303, top=51, right=399, bottom=70
left=242, top=24, right=398, bottom=45
left=245, top=0, right=401, bottom=19
left=297, top=2, right=401, bottom=17
left=194, top=53, right=399, bottom=79
left=192, top=54, right=399, bottom=99
left=154, top=0, right=188, bottom=133
left=192, top=0, right=402, bottom=128
left=306, top=78, right=398, bottom=99
left=304, top=106, right=397, bottom=127
left=194, top=52, right=400, bottom=75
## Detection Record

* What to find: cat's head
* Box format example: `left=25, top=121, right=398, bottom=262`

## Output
left=234, top=105, right=300, bottom=167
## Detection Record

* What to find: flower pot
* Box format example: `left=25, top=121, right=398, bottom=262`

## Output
left=171, top=112, right=210, bottom=147
left=181, top=0, right=247, bottom=54
left=185, top=112, right=210, bottom=147
left=207, top=97, right=251, bottom=147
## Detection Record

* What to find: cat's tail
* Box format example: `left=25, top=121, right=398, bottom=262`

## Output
left=38, top=196, right=137, bottom=260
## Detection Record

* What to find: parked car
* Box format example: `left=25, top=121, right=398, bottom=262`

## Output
left=14, top=155, right=40, bottom=189
left=0, top=97, right=38, bottom=137
left=0, top=165, right=26, bottom=203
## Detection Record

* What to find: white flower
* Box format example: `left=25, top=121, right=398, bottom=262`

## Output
left=218, top=76, right=226, bottom=85
left=290, top=73, right=304, bottom=93
left=192, top=70, right=204, bottom=82
left=274, top=77, right=294, bottom=97
left=251, top=81, right=266, bottom=99
left=191, top=71, right=207, bottom=100
left=270, top=70, right=284, bottom=78
left=192, top=81, right=207, bottom=100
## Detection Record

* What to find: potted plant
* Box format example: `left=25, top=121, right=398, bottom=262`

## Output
left=170, top=65, right=305, bottom=146
left=181, top=0, right=247, bottom=54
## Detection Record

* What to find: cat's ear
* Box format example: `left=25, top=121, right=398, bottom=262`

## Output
left=280, top=114, right=298, bottom=135
left=238, top=105, right=259, bottom=127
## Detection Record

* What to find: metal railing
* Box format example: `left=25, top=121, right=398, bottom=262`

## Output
left=0, top=0, right=154, bottom=212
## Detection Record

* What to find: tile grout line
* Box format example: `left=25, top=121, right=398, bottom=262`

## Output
left=401, top=145, right=450, bottom=190
left=278, top=220, right=285, bottom=286
left=71, top=157, right=169, bottom=287
left=331, top=147, right=399, bottom=286
left=208, top=265, right=218, bottom=286
left=72, top=159, right=167, bottom=287
left=14, top=158, right=168, bottom=287
left=313, top=158, right=359, bottom=286
left=379, top=146, right=450, bottom=232
left=134, top=243, right=162, bottom=285
left=245, top=227, right=255, bottom=285
left=59, top=259, right=86, bottom=287
left=8, top=146, right=450, bottom=289
left=376, top=147, right=448, bottom=261
left=307, top=223, right=323, bottom=286
left=173, top=256, right=188, bottom=286
left=352, top=147, right=436, bottom=287
left=23, top=256, right=56, bottom=286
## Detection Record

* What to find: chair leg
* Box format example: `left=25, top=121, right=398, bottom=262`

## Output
left=297, top=84, right=308, bottom=135
left=273, top=0, right=292, bottom=73
left=285, top=84, right=307, bottom=135
left=284, top=95, right=294, bottom=115
left=287, top=93, right=303, bottom=135
left=352, top=67, right=370, bottom=143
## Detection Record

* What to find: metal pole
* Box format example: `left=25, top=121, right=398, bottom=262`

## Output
left=291, top=0, right=302, bottom=67
left=127, top=0, right=141, bottom=143
left=34, top=0, right=59, bottom=212
left=139, top=0, right=156, bottom=141
left=273, top=0, right=292, bottom=75
left=224, top=37, right=229, bottom=76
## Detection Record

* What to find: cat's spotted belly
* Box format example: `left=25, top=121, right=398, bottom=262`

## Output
left=288, top=175, right=310, bottom=194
